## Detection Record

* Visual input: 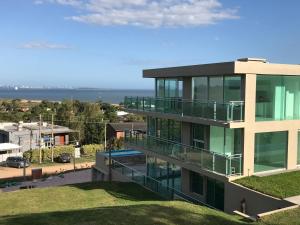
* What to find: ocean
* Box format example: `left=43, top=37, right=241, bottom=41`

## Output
left=0, top=89, right=154, bottom=104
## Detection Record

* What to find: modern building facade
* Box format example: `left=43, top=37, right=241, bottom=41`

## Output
left=123, top=58, right=300, bottom=211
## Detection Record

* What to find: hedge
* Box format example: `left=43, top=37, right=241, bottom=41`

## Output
left=24, top=144, right=104, bottom=163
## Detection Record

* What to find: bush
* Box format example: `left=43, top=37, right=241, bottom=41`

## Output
left=24, top=144, right=104, bottom=163
left=82, top=144, right=104, bottom=155
left=24, top=146, right=74, bottom=163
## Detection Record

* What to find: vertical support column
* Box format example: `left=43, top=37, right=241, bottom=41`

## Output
left=182, top=77, right=192, bottom=146
left=181, top=122, right=191, bottom=146
left=243, top=74, right=256, bottom=176
left=182, top=77, right=192, bottom=99
left=287, top=129, right=298, bottom=170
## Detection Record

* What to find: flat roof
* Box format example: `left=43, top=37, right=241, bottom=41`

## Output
left=143, top=58, right=300, bottom=78
left=0, top=143, right=21, bottom=151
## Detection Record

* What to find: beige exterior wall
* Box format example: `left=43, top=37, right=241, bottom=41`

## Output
left=224, top=182, right=294, bottom=216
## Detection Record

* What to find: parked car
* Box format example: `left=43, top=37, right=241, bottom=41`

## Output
left=6, top=157, right=30, bottom=168
left=55, top=153, right=71, bottom=163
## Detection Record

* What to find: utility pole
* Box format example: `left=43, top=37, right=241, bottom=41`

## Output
left=104, top=122, right=107, bottom=151
left=51, top=114, right=54, bottom=162
left=39, top=114, right=42, bottom=164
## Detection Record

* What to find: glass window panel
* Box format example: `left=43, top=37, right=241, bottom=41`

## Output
left=254, top=131, right=287, bottom=172
left=209, top=76, right=223, bottom=103
left=190, top=171, right=203, bottom=195
left=147, top=116, right=156, bottom=136
left=146, top=156, right=181, bottom=191
left=156, top=79, right=165, bottom=98
left=224, top=76, right=242, bottom=102
left=256, top=75, right=300, bottom=121
left=209, top=126, right=224, bottom=154
left=192, top=77, right=208, bottom=102
left=192, top=124, right=207, bottom=149
left=210, top=126, right=243, bottom=155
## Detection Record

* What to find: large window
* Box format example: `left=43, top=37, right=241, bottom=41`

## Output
left=147, top=117, right=181, bottom=142
left=191, top=124, right=208, bottom=149
left=256, top=75, right=300, bottom=121
left=192, top=75, right=242, bottom=103
left=155, top=78, right=182, bottom=98
left=192, top=77, right=208, bottom=101
left=206, top=178, right=224, bottom=211
left=209, top=76, right=224, bottom=103
left=209, top=126, right=243, bottom=155
left=147, top=156, right=181, bottom=191
left=190, top=171, right=204, bottom=195
left=254, top=131, right=287, bottom=173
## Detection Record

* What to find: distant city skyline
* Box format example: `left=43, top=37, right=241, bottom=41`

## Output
left=1, top=0, right=300, bottom=89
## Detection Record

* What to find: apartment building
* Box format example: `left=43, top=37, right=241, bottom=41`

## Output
left=123, top=58, right=300, bottom=211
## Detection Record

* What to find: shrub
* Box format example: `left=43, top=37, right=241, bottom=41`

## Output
left=24, top=144, right=104, bottom=163
left=82, top=144, right=104, bottom=155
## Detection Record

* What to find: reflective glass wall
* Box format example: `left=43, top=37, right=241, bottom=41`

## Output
left=192, top=76, right=243, bottom=103
left=156, top=78, right=183, bottom=98
left=147, top=156, right=181, bottom=191
left=254, top=131, right=287, bottom=172
left=147, top=116, right=181, bottom=142
left=209, top=126, right=243, bottom=155
left=256, top=75, right=300, bottom=121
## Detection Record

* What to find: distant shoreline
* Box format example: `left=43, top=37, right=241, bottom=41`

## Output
left=0, top=89, right=154, bottom=104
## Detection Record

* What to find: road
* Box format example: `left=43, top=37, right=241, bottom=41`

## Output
left=0, top=162, right=94, bottom=179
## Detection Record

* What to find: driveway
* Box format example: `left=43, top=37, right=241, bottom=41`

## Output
left=1, top=169, right=92, bottom=192
left=0, top=162, right=94, bottom=179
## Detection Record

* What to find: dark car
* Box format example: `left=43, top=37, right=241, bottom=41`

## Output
left=6, top=157, right=30, bottom=168
left=55, top=153, right=71, bottom=163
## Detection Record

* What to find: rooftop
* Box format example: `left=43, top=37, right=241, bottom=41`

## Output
left=0, top=122, right=73, bottom=134
left=143, top=58, right=300, bottom=78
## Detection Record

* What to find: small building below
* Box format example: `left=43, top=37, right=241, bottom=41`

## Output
left=107, top=122, right=146, bottom=140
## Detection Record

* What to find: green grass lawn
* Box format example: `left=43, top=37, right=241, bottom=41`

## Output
left=234, top=171, right=300, bottom=199
left=0, top=182, right=249, bottom=225
left=258, top=207, right=300, bottom=225
left=0, top=181, right=298, bottom=225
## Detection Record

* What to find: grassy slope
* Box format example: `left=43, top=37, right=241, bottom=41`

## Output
left=234, top=171, right=300, bottom=198
left=0, top=182, right=248, bottom=225
left=258, top=208, right=300, bottom=225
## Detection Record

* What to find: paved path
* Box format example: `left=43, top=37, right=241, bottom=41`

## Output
left=285, top=195, right=300, bottom=205
left=1, top=169, right=92, bottom=192
left=0, top=162, right=94, bottom=179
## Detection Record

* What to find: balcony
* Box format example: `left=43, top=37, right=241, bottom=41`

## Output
left=124, top=96, right=244, bottom=122
left=125, top=134, right=243, bottom=177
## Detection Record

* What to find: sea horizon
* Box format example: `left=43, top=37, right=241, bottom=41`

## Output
left=0, top=88, right=154, bottom=104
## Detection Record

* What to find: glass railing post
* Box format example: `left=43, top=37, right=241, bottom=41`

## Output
left=231, top=103, right=234, bottom=121
left=227, top=104, right=230, bottom=121
left=213, top=102, right=217, bottom=120
left=212, top=152, right=215, bottom=172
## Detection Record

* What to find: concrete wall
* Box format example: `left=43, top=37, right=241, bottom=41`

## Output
left=224, top=182, right=294, bottom=216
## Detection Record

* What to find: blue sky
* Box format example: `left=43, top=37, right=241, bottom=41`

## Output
left=0, top=0, right=300, bottom=89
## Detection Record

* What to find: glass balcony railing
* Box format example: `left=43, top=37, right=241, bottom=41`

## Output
left=125, top=133, right=243, bottom=177
left=111, top=159, right=213, bottom=206
left=124, top=96, right=244, bottom=122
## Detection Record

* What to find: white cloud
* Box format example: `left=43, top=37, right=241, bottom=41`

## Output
left=35, top=0, right=239, bottom=28
left=20, top=42, right=71, bottom=49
